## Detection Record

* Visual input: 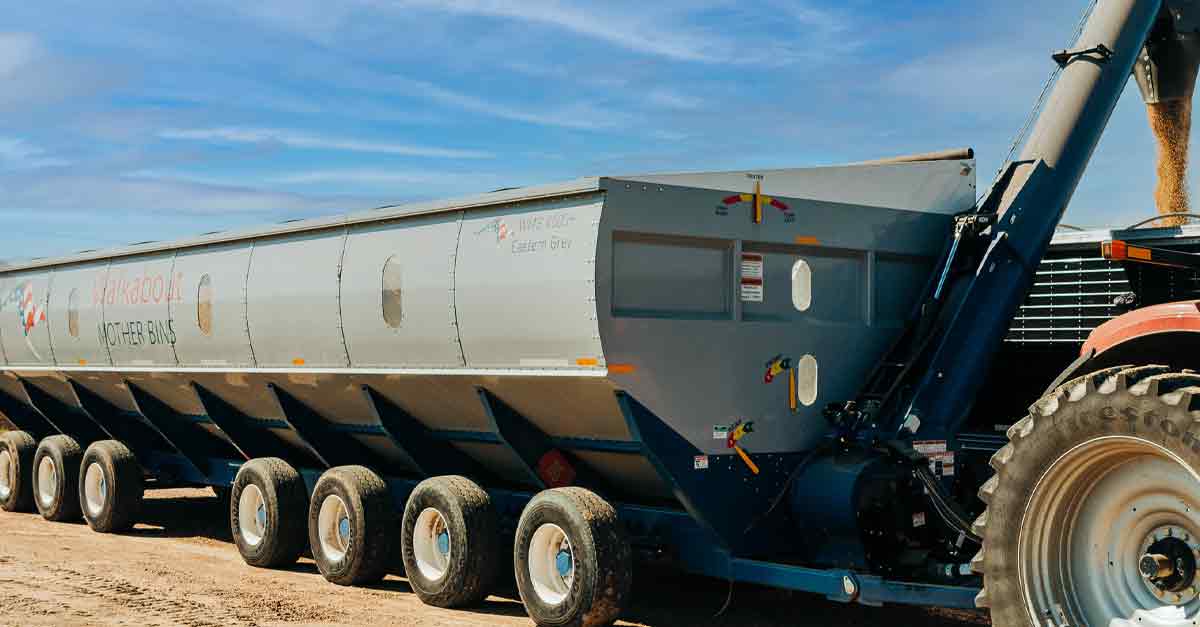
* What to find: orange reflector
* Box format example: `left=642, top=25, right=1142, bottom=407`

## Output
left=1101, top=240, right=1128, bottom=261
left=575, top=358, right=599, bottom=367
left=1128, top=245, right=1153, bottom=261
left=78, top=359, right=88, bottom=366
left=794, top=236, right=820, bottom=246
left=607, top=363, right=637, bottom=374
left=292, top=358, right=305, bottom=366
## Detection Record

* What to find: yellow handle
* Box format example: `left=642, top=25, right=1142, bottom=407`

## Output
left=734, top=445, right=760, bottom=475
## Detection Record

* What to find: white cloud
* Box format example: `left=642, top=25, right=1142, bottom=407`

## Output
left=390, top=0, right=722, bottom=62
left=646, top=87, right=702, bottom=111
left=0, top=173, right=373, bottom=216
left=389, top=76, right=635, bottom=130
left=158, top=127, right=494, bottom=159
left=269, top=168, right=503, bottom=187
left=0, top=137, right=69, bottom=169
left=0, top=33, right=38, bottom=78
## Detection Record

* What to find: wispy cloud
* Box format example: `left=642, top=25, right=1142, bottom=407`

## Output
left=0, top=137, right=69, bottom=169
left=269, top=168, right=503, bottom=187
left=0, top=32, right=38, bottom=77
left=389, top=0, right=723, bottom=62
left=646, top=87, right=702, bottom=111
left=158, top=127, right=494, bottom=159
left=385, top=76, right=635, bottom=130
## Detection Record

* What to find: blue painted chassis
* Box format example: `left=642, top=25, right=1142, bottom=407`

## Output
left=67, top=389, right=979, bottom=611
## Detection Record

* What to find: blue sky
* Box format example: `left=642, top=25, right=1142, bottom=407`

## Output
left=0, top=0, right=1184, bottom=262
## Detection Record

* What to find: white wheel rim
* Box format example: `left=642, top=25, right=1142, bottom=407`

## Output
left=528, top=523, right=575, bottom=606
left=36, top=456, right=57, bottom=509
left=317, top=494, right=351, bottom=562
left=413, top=507, right=451, bottom=581
left=238, top=484, right=267, bottom=547
left=1019, top=436, right=1200, bottom=625
left=83, top=462, right=107, bottom=518
left=0, top=450, right=12, bottom=500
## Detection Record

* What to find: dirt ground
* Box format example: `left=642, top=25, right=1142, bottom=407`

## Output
left=0, top=487, right=990, bottom=627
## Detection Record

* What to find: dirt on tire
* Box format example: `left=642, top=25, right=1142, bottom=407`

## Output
left=0, top=487, right=989, bottom=626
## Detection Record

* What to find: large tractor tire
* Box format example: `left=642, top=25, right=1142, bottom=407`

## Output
left=975, top=365, right=1200, bottom=626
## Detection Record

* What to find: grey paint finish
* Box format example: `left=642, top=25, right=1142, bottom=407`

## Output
left=0, top=271, right=54, bottom=366
left=617, top=160, right=975, bottom=214
left=103, top=254, right=178, bottom=367
left=596, top=163, right=973, bottom=456
left=455, top=195, right=604, bottom=369
left=172, top=244, right=256, bottom=368
left=247, top=231, right=350, bottom=368
left=341, top=213, right=466, bottom=367
left=47, top=261, right=111, bottom=367
left=0, top=161, right=972, bottom=501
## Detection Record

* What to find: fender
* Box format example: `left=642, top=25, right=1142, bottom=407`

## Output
left=1075, top=301, right=1200, bottom=374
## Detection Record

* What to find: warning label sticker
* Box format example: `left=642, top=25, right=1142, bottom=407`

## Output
left=740, top=253, right=764, bottom=302
left=914, top=440, right=954, bottom=477
left=693, top=455, right=709, bottom=470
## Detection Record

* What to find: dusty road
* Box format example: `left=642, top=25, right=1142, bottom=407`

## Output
left=0, top=487, right=989, bottom=626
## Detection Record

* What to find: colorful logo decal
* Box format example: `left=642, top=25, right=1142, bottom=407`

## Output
left=725, top=419, right=759, bottom=475
left=721, top=180, right=794, bottom=224
left=0, top=281, right=46, bottom=359
left=763, top=354, right=792, bottom=384
left=475, top=218, right=510, bottom=244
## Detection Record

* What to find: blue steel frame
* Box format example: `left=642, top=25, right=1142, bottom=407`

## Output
left=0, top=374, right=980, bottom=608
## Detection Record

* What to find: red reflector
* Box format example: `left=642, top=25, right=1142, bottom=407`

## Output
left=1102, top=240, right=1128, bottom=261
left=536, top=449, right=576, bottom=488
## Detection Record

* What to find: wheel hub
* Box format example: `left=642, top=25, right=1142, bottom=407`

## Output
left=556, top=547, right=573, bottom=579
left=1139, top=526, right=1200, bottom=603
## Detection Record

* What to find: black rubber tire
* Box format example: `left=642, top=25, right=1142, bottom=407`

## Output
left=32, top=434, right=82, bottom=522
left=401, top=475, right=501, bottom=607
left=514, top=487, right=631, bottom=627
left=974, top=365, right=1200, bottom=626
left=0, top=430, right=37, bottom=512
left=78, top=440, right=143, bottom=533
left=230, top=457, right=309, bottom=568
left=308, top=465, right=395, bottom=586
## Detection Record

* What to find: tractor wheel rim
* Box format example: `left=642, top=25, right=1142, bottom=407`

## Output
left=317, top=494, right=351, bottom=561
left=413, top=507, right=451, bottom=581
left=1018, top=436, right=1200, bottom=624
left=528, top=523, right=574, bottom=606
left=83, top=462, right=106, bottom=518
left=238, top=484, right=267, bottom=547
left=36, top=456, right=56, bottom=509
left=0, top=450, right=12, bottom=499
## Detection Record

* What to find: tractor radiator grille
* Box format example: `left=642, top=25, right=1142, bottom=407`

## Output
left=1006, top=236, right=1200, bottom=347
left=1005, top=251, right=1131, bottom=346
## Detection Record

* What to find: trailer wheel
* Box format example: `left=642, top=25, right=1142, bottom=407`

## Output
left=0, top=430, right=37, bottom=512
left=79, top=440, right=142, bottom=533
left=308, top=465, right=395, bottom=586
left=33, top=435, right=82, bottom=522
left=401, top=475, right=500, bottom=608
left=975, top=366, right=1200, bottom=626
left=231, top=458, right=308, bottom=568
left=514, top=487, right=631, bottom=627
